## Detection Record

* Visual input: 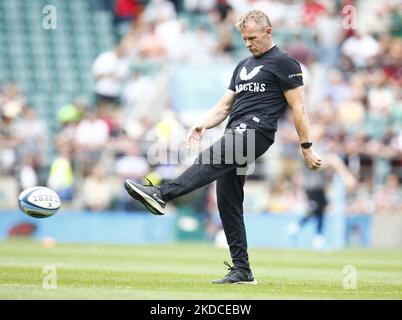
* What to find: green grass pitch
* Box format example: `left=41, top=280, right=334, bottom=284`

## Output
left=0, top=240, right=401, bottom=299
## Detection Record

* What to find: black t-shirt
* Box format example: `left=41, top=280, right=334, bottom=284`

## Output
left=227, top=45, right=303, bottom=140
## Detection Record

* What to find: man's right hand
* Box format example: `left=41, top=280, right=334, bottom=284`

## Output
left=186, top=125, right=206, bottom=149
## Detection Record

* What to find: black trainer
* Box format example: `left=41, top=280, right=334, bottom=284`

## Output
left=211, top=261, right=257, bottom=285
left=124, top=178, right=166, bottom=215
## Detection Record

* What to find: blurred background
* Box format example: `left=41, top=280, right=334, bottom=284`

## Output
left=0, top=0, right=401, bottom=250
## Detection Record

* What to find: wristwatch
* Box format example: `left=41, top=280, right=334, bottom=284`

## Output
left=301, top=142, right=313, bottom=149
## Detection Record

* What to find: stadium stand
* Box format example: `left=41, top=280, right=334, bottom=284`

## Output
left=0, top=0, right=401, bottom=248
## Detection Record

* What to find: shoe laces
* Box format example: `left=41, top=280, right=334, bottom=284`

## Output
left=224, top=261, right=234, bottom=271
left=223, top=261, right=237, bottom=277
left=145, top=178, right=154, bottom=186
left=145, top=177, right=165, bottom=204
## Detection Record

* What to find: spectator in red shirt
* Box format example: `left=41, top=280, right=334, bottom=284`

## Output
left=303, top=0, right=325, bottom=27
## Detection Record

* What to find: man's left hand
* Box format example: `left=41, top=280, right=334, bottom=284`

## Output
left=302, top=148, right=322, bottom=170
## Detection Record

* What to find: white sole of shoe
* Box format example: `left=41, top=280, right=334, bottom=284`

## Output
left=211, top=279, right=258, bottom=285
left=235, top=279, right=258, bottom=285
left=126, top=180, right=165, bottom=215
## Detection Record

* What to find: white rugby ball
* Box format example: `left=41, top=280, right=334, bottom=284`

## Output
left=18, top=186, right=61, bottom=218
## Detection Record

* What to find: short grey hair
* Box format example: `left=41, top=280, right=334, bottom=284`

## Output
left=236, top=10, right=272, bottom=31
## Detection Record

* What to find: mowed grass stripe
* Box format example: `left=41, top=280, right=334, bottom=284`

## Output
left=0, top=240, right=401, bottom=299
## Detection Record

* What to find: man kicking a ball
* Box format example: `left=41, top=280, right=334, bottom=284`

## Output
left=124, top=10, right=322, bottom=285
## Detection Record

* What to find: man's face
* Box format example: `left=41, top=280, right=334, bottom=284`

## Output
left=240, top=21, right=272, bottom=57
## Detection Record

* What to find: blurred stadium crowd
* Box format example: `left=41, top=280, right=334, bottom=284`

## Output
left=0, top=0, right=401, bottom=231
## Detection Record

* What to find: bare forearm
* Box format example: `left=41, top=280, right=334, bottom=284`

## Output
left=284, top=86, right=322, bottom=170
left=284, top=86, right=311, bottom=143
left=199, top=104, right=230, bottom=129
left=291, top=104, right=311, bottom=143
left=197, top=89, right=234, bottom=129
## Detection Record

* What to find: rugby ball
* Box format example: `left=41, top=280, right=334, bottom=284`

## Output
left=18, top=186, right=61, bottom=218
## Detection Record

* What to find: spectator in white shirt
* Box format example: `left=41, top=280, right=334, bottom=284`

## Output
left=92, top=45, right=130, bottom=107
left=74, top=111, right=110, bottom=153
left=341, top=31, right=380, bottom=68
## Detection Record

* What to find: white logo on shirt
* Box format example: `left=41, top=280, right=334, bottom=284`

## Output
left=239, top=65, right=263, bottom=81
left=252, top=116, right=260, bottom=123
left=235, top=123, right=247, bottom=135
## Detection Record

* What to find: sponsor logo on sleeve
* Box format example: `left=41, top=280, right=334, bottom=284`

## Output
left=288, top=73, right=303, bottom=78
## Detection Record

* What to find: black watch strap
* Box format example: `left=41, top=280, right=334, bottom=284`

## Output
left=301, top=142, right=313, bottom=149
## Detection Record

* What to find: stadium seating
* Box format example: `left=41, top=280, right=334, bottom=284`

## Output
left=0, top=0, right=115, bottom=140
